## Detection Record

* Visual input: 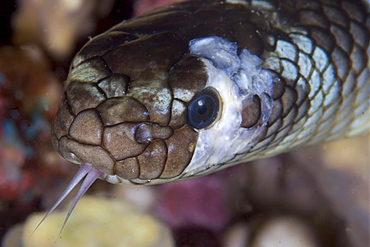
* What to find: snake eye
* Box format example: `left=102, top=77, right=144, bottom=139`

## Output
left=187, top=87, right=220, bottom=129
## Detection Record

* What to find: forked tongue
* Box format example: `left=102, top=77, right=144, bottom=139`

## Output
left=32, top=164, right=103, bottom=238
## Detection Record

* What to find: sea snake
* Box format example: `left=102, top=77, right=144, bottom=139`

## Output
left=38, top=0, right=369, bottom=232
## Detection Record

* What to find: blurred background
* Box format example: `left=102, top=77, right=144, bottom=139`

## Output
left=0, top=0, right=369, bottom=246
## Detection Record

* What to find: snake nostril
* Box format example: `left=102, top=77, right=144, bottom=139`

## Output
left=135, top=123, right=153, bottom=144
left=135, top=122, right=174, bottom=144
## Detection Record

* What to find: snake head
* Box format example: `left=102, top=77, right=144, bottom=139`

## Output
left=46, top=31, right=273, bottom=237
left=52, top=27, right=277, bottom=187
left=45, top=0, right=301, bottom=236
left=51, top=31, right=219, bottom=185
left=50, top=0, right=291, bottom=187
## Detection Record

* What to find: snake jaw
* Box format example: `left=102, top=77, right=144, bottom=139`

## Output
left=33, top=164, right=103, bottom=237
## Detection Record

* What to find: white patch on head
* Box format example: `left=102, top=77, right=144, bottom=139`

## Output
left=189, top=37, right=240, bottom=76
left=183, top=37, right=274, bottom=176
left=173, top=87, right=196, bottom=102
left=129, top=79, right=172, bottom=115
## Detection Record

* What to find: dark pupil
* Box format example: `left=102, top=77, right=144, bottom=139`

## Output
left=197, top=100, right=207, bottom=114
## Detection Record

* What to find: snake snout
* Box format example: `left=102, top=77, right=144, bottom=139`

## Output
left=51, top=88, right=199, bottom=183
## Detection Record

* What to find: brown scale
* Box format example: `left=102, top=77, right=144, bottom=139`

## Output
left=240, top=95, right=262, bottom=128
left=97, top=97, right=149, bottom=125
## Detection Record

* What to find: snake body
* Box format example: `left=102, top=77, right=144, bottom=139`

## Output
left=43, top=0, right=369, bottom=232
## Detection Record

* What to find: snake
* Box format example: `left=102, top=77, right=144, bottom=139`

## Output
left=38, top=0, right=369, bottom=233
